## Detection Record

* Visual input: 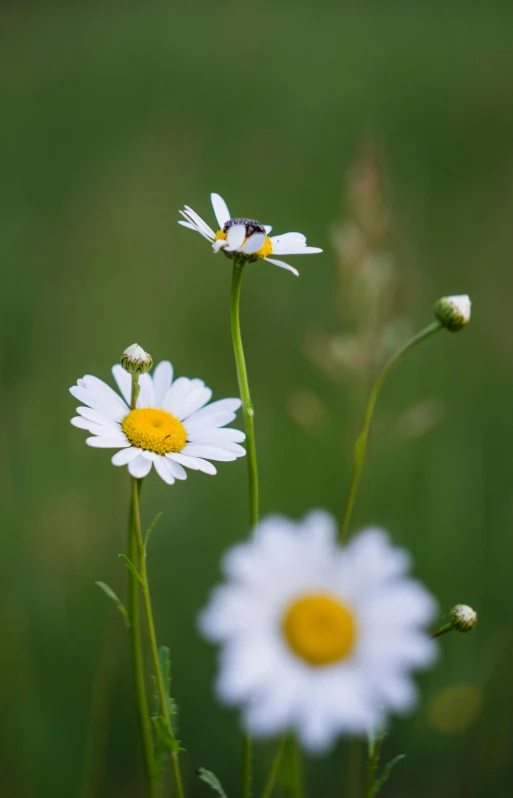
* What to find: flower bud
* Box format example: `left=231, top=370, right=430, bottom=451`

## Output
left=434, top=295, right=471, bottom=332
left=120, top=343, right=153, bottom=375
left=449, top=604, right=477, bottom=633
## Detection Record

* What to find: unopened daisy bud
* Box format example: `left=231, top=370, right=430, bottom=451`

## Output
left=449, top=604, right=477, bottom=633
left=120, top=343, right=153, bottom=375
left=434, top=294, right=471, bottom=332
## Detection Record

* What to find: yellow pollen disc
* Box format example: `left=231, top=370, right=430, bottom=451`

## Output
left=282, top=593, right=357, bottom=667
left=215, top=229, right=227, bottom=241
left=257, top=236, right=273, bottom=259
left=121, top=408, right=187, bottom=455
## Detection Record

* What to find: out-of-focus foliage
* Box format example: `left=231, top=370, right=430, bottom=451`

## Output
left=1, top=2, right=512, bottom=797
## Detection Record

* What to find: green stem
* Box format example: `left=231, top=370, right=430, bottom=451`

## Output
left=364, top=734, right=383, bottom=798
left=127, top=478, right=156, bottom=797
left=261, top=737, right=286, bottom=798
left=431, top=622, right=454, bottom=639
left=340, top=320, right=442, bottom=542
left=230, top=263, right=259, bottom=527
left=289, top=737, right=303, bottom=798
left=131, top=478, right=185, bottom=798
left=230, top=262, right=260, bottom=798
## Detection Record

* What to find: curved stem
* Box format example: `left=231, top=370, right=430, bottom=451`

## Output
left=340, top=320, right=442, bottom=542
left=431, top=622, right=454, bottom=639
left=261, top=736, right=286, bottom=798
left=230, top=263, right=259, bottom=527
left=127, top=479, right=156, bottom=796
left=230, top=263, right=260, bottom=798
left=131, top=478, right=185, bottom=798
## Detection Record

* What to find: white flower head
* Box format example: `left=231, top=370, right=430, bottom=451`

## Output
left=70, top=361, right=246, bottom=484
left=120, top=343, right=153, bottom=375
left=434, top=294, right=471, bottom=331
left=178, top=192, right=323, bottom=277
left=200, top=512, right=437, bottom=753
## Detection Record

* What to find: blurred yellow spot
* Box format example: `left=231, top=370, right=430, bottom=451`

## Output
left=122, top=408, right=187, bottom=455
left=286, top=389, right=328, bottom=434
left=215, top=229, right=227, bottom=241
left=428, top=684, right=482, bottom=734
left=282, top=594, right=357, bottom=666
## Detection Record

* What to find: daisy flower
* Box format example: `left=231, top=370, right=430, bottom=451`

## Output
left=70, top=359, right=246, bottom=484
left=200, top=511, right=437, bottom=753
left=178, top=192, right=322, bottom=276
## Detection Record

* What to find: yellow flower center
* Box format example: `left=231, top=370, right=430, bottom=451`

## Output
left=215, top=229, right=273, bottom=259
left=121, top=408, right=187, bottom=455
left=282, top=593, right=357, bottom=667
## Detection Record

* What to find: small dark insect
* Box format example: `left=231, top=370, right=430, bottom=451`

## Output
left=223, top=217, right=266, bottom=237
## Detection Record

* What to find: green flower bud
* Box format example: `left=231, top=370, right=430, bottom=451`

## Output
left=120, top=343, right=153, bottom=375
left=449, top=604, right=477, bottom=633
left=434, top=295, right=471, bottom=332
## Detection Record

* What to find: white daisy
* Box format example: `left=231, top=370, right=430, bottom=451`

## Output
left=178, top=192, right=323, bottom=277
left=200, top=511, right=437, bottom=753
left=70, top=361, right=246, bottom=484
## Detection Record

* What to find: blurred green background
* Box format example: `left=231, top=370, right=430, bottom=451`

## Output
left=1, top=2, right=512, bottom=796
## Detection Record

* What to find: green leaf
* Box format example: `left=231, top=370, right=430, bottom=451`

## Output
left=372, top=754, right=406, bottom=796
left=196, top=768, right=229, bottom=798
left=151, top=645, right=182, bottom=770
left=95, top=581, right=129, bottom=627
left=118, top=553, right=142, bottom=583
left=144, top=512, right=163, bottom=550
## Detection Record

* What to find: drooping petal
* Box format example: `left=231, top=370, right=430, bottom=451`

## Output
left=111, top=447, right=143, bottom=466
left=263, top=257, right=299, bottom=277
left=167, top=452, right=217, bottom=475
left=153, top=457, right=176, bottom=485
left=128, top=455, right=153, bottom=478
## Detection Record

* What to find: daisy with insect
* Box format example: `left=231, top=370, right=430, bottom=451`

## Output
left=179, top=192, right=323, bottom=276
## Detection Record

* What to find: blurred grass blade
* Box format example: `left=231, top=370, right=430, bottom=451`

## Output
left=372, top=754, right=406, bottom=796
left=144, top=511, right=163, bottom=550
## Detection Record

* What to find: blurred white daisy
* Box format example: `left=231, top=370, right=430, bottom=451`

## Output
left=178, top=192, right=322, bottom=276
left=200, top=511, right=437, bottom=753
left=70, top=362, right=246, bottom=484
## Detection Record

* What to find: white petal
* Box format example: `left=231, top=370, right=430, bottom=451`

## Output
left=225, top=224, right=246, bottom=251
left=167, top=453, right=217, bottom=475
left=152, top=361, right=173, bottom=407
left=264, top=257, right=299, bottom=277
left=177, top=386, right=213, bottom=420
left=181, top=444, right=238, bottom=461
left=181, top=207, right=215, bottom=239
left=136, top=373, right=154, bottom=408
left=211, top=193, right=231, bottom=228
left=185, top=398, right=241, bottom=425
left=187, top=427, right=246, bottom=443
left=162, top=376, right=194, bottom=415
left=70, top=386, right=127, bottom=423
left=76, top=406, right=124, bottom=430
left=188, top=438, right=245, bottom=456
left=72, top=417, right=125, bottom=438
left=128, top=455, right=153, bottom=478
left=111, top=447, right=142, bottom=465
left=166, top=458, right=188, bottom=480
left=241, top=232, right=266, bottom=254
left=178, top=219, right=213, bottom=242
left=82, top=375, right=128, bottom=413
left=270, top=232, right=306, bottom=249
left=154, top=457, right=176, bottom=485
left=86, top=436, right=130, bottom=449
left=112, top=365, right=132, bottom=406
left=212, top=239, right=227, bottom=253
left=264, top=225, right=272, bottom=234
left=184, top=413, right=237, bottom=435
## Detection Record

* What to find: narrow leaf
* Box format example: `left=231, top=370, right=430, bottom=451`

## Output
left=196, top=768, right=229, bottom=798
left=144, top=512, right=163, bottom=550
left=372, top=754, right=406, bottom=796
left=118, top=553, right=142, bottom=583
left=95, top=581, right=129, bottom=627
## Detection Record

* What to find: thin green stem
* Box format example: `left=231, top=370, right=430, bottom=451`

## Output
left=364, top=734, right=383, bottom=798
left=131, top=478, right=185, bottom=798
left=289, top=736, right=303, bottom=798
left=230, top=262, right=260, bottom=798
left=127, top=478, right=156, bottom=797
left=261, top=737, right=286, bottom=798
left=340, top=320, right=442, bottom=542
left=431, top=622, right=454, bottom=639
left=230, top=263, right=259, bottom=527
